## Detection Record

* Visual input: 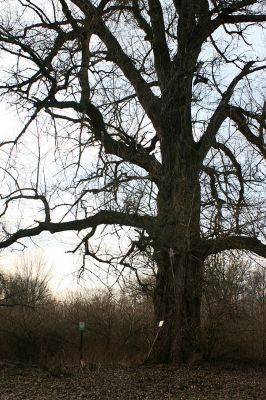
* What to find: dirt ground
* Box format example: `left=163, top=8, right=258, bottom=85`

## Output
left=0, top=362, right=265, bottom=399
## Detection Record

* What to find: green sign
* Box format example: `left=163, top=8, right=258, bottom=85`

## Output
left=79, top=321, right=86, bottom=331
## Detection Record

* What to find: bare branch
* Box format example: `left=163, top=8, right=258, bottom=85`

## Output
left=71, top=0, right=162, bottom=130
left=226, top=105, right=266, bottom=158
left=198, top=62, right=264, bottom=160
left=0, top=210, right=154, bottom=249
left=147, top=0, right=171, bottom=88
left=204, top=236, right=266, bottom=258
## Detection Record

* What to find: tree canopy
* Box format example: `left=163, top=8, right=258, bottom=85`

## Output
left=0, top=0, right=265, bottom=362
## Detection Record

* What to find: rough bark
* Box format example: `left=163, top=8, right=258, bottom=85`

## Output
left=152, top=250, right=203, bottom=363
left=150, top=154, right=203, bottom=362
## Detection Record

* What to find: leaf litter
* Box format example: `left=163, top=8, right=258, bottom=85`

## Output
left=0, top=362, right=265, bottom=399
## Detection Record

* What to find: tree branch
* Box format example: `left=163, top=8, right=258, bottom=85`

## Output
left=0, top=211, right=155, bottom=249
left=0, top=193, right=51, bottom=222
left=225, top=105, right=266, bottom=158
left=41, top=98, right=162, bottom=182
left=147, top=0, right=171, bottom=88
left=203, top=235, right=266, bottom=258
left=198, top=62, right=263, bottom=161
left=210, top=1, right=266, bottom=32
left=221, top=14, right=266, bottom=24
left=70, top=0, right=162, bottom=131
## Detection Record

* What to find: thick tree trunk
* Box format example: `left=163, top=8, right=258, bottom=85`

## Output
left=149, top=72, right=203, bottom=362
left=152, top=250, right=203, bottom=363
left=150, top=157, right=203, bottom=363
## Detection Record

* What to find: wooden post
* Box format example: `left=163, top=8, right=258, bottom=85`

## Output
left=79, top=321, right=86, bottom=368
left=144, top=320, right=164, bottom=363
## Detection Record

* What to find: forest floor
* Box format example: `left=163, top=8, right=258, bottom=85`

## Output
left=0, top=361, right=265, bottom=399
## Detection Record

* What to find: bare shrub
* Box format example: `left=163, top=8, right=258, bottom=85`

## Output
left=1, top=253, right=265, bottom=366
left=202, top=252, right=266, bottom=362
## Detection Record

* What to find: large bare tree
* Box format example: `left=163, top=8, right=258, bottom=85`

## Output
left=0, top=0, right=265, bottom=362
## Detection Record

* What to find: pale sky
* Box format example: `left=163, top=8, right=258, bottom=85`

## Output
left=0, top=103, right=100, bottom=294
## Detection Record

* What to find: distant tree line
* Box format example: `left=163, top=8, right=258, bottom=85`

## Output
left=0, top=252, right=265, bottom=366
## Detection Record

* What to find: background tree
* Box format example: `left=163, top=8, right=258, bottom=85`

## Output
left=0, top=256, right=51, bottom=307
left=0, top=256, right=52, bottom=361
left=0, top=0, right=265, bottom=363
left=202, top=252, right=263, bottom=360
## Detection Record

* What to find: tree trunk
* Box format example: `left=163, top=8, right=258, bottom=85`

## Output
left=151, top=249, right=203, bottom=363
left=150, top=156, right=203, bottom=363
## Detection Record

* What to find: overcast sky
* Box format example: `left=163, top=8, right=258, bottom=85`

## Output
left=0, top=102, right=95, bottom=294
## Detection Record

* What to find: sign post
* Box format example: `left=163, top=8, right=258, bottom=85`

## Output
left=144, top=320, right=164, bottom=363
left=79, top=321, right=86, bottom=368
